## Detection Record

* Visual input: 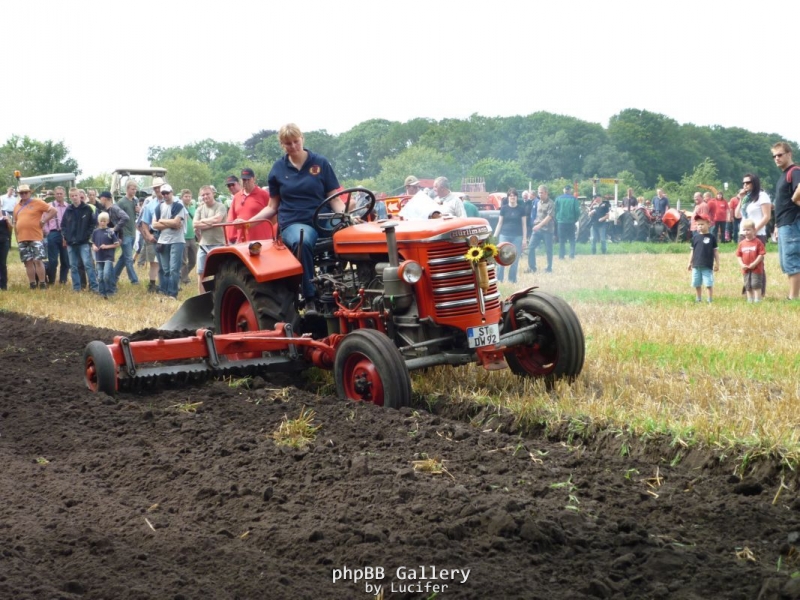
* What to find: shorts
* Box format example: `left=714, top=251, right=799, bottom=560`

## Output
left=18, top=240, right=47, bottom=262
left=196, top=244, right=223, bottom=275
left=778, top=220, right=800, bottom=276
left=743, top=271, right=763, bottom=292
left=141, top=239, right=158, bottom=263
left=691, top=267, right=714, bottom=288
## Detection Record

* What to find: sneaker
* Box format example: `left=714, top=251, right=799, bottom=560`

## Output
left=30, top=282, right=37, bottom=290
left=39, top=282, right=47, bottom=290
left=147, top=283, right=158, bottom=294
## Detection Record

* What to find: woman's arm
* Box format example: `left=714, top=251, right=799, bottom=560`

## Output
left=755, top=202, right=771, bottom=232
left=250, top=195, right=280, bottom=222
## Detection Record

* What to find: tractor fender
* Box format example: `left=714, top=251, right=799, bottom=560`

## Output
left=202, top=240, right=304, bottom=286
left=501, top=286, right=539, bottom=318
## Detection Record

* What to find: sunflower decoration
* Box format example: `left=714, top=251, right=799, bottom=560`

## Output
left=482, top=243, right=498, bottom=261
left=464, top=245, right=484, bottom=263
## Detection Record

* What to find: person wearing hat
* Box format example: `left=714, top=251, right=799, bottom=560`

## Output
left=12, top=184, right=57, bottom=289
left=137, top=177, right=166, bottom=291
left=151, top=183, right=188, bottom=299
left=404, top=175, right=422, bottom=196
left=224, top=175, right=242, bottom=209
left=588, top=193, right=611, bottom=255
left=227, top=168, right=272, bottom=243
left=114, top=181, right=140, bottom=286
left=687, top=212, right=719, bottom=303
left=554, top=184, right=580, bottom=260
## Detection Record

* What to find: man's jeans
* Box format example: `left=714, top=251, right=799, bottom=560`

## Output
left=281, top=223, right=318, bottom=299
left=157, top=242, right=185, bottom=298
left=591, top=222, right=608, bottom=254
left=67, top=243, right=98, bottom=292
left=114, top=236, right=139, bottom=284
left=528, top=230, right=554, bottom=272
left=557, top=222, right=576, bottom=259
left=46, top=230, right=69, bottom=284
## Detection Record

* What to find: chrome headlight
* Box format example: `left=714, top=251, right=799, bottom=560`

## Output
left=398, top=260, right=423, bottom=284
left=495, top=242, right=517, bottom=266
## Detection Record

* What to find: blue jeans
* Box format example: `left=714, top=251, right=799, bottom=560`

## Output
left=591, top=222, right=607, bottom=254
left=46, top=230, right=70, bottom=284
left=528, top=229, right=554, bottom=272
left=281, top=223, right=318, bottom=299
left=67, top=244, right=98, bottom=292
left=0, top=236, right=9, bottom=289
left=114, top=236, right=139, bottom=284
left=156, top=242, right=184, bottom=297
left=97, top=260, right=115, bottom=296
left=557, top=222, right=576, bottom=259
left=497, top=234, right=522, bottom=283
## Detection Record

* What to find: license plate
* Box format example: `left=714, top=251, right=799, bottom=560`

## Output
left=467, top=323, right=499, bottom=348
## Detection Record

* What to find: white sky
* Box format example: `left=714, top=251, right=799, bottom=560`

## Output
left=6, top=0, right=797, bottom=178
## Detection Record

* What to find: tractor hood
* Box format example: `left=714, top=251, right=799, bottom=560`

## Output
left=333, top=217, right=491, bottom=252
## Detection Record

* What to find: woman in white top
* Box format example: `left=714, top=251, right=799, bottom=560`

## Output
left=735, top=173, right=771, bottom=295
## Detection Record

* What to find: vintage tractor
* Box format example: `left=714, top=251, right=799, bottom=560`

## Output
left=83, top=188, right=585, bottom=408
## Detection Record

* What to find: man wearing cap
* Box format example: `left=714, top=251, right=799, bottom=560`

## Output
left=43, top=186, right=70, bottom=285
left=61, top=185, right=99, bottom=293
left=399, top=176, right=443, bottom=220
left=12, top=184, right=57, bottom=289
left=404, top=175, right=422, bottom=196
left=225, top=175, right=242, bottom=209
left=433, top=177, right=465, bottom=218
left=137, top=177, right=165, bottom=292
left=151, top=184, right=187, bottom=299
left=227, top=168, right=272, bottom=242
left=554, top=184, right=580, bottom=260
left=114, top=181, right=140, bottom=286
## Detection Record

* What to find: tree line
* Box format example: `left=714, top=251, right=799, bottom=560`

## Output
left=4, top=109, right=796, bottom=204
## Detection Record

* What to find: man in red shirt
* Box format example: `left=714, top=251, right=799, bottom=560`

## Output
left=227, top=168, right=272, bottom=242
left=711, top=192, right=729, bottom=242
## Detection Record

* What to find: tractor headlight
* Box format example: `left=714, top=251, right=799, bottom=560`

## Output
left=398, top=260, right=423, bottom=284
left=495, top=242, right=517, bottom=266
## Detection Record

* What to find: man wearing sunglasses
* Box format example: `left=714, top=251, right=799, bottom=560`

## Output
left=12, top=184, right=57, bottom=289
left=226, top=168, right=272, bottom=243
left=772, top=142, right=800, bottom=300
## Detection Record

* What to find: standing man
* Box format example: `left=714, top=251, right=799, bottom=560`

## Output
left=772, top=141, right=800, bottom=300
left=433, top=177, right=465, bottom=217
left=588, top=193, right=611, bottom=255
left=554, top=184, right=580, bottom=260
left=114, top=180, right=140, bottom=286
left=43, top=186, right=70, bottom=285
left=690, top=192, right=712, bottom=232
left=652, top=188, right=670, bottom=216
left=0, top=197, right=10, bottom=290
left=1, top=187, right=17, bottom=214
left=194, top=185, right=228, bottom=293
left=712, top=192, right=729, bottom=242
left=61, top=186, right=98, bottom=293
left=227, top=168, right=271, bottom=242
left=225, top=175, right=242, bottom=208
left=151, top=184, right=187, bottom=299
left=12, top=184, right=56, bottom=289
left=179, top=189, right=197, bottom=285
left=528, top=185, right=555, bottom=273
left=137, top=177, right=164, bottom=292
left=622, top=187, right=638, bottom=210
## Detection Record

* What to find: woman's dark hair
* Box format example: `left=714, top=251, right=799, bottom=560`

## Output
left=744, top=173, right=761, bottom=200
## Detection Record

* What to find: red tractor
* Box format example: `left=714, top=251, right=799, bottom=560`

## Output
left=83, top=188, right=585, bottom=408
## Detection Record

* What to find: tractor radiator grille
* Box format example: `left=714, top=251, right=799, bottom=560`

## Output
left=425, top=245, right=501, bottom=318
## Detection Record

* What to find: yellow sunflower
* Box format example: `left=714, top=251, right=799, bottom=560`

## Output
left=482, top=243, right=499, bottom=259
left=464, top=246, right=484, bottom=263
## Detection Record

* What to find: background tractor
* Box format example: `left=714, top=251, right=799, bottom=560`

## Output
left=84, top=188, right=585, bottom=408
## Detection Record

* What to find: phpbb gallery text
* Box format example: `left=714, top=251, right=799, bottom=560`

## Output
left=332, top=564, right=471, bottom=595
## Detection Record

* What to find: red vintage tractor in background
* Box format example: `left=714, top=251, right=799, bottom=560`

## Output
left=83, top=188, right=585, bottom=408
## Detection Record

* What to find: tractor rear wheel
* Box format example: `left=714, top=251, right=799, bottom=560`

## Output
left=675, top=214, right=691, bottom=242
left=84, top=341, right=117, bottom=397
left=503, top=291, right=585, bottom=387
left=633, top=208, right=651, bottom=241
left=576, top=211, right=591, bottom=243
left=334, top=329, right=411, bottom=408
left=213, top=263, right=298, bottom=335
left=619, top=211, right=636, bottom=242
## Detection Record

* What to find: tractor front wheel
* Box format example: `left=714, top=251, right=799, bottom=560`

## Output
left=334, top=329, right=411, bottom=408
left=503, top=291, right=585, bottom=386
left=84, top=341, right=117, bottom=397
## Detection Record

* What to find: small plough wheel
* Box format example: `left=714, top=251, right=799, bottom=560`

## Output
left=334, top=329, right=411, bottom=408
left=84, top=341, right=118, bottom=397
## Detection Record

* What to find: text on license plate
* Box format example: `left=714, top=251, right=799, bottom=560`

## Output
left=467, top=324, right=499, bottom=348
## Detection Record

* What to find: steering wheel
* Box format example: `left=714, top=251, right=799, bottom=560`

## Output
left=312, top=187, right=376, bottom=235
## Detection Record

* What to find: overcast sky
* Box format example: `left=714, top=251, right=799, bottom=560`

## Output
left=6, top=0, right=796, bottom=178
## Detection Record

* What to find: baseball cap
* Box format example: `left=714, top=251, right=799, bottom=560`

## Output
left=160, top=184, right=174, bottom=194
left=99, top=191, right=112, bottom=199
left=693, top=212, right=711, bottom=222
left=404, top=175, right=421, bottom=187
left=564, top=184, right=573, bottom=192
left=241, top=168, right=255, bottom=180
left=225, top=175, right=239, bottom=185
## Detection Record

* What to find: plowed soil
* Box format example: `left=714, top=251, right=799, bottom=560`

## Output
left=1, top=312, right=799, bottom=600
